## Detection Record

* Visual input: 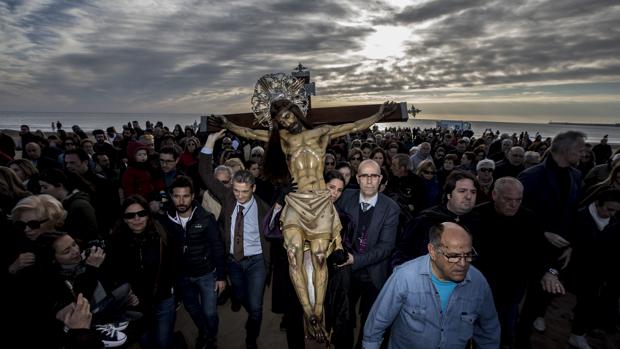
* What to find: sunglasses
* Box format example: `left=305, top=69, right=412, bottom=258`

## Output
left=478, top=168, right=494, bottom=173
left=14, top=219, right=48, bottom=232
left=325, top=161, right=335, bottom=165
left=351, top=156, right=361, bottom=161
left=123, top=210, right=149, bottom=219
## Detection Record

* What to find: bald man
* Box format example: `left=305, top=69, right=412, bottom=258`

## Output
left=25, top=142, right=57, bottom=171
left=336, top=159, right=400, bottom=348
left=363, top=222, right=500, bottom=349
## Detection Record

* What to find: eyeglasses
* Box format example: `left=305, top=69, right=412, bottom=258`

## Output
left=122, top=210, right=148, bottom=219
left=160, top=159, right=176, bottom=164
left=438, top=247, right=478, bottom=263
left=478, top=168, right=493, bottom=173
left=358, top=173, right=381, bottom=180
left=422, top=170, right=436, bottom=175
left=351, top=156, right=361, bottom=161
left=14, top=219, right=48, bottom=232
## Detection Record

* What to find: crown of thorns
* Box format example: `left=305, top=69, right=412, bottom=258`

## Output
left=251, top=73, right=309, bottom=128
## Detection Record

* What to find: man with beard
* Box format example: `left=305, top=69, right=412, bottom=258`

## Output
left=392, top=170, right=480, bottom=266
left=160, top=175, right=226, bottom=349
left=209, top=72, right=398, bottom=342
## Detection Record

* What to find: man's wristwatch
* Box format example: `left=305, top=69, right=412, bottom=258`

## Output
left=547, top=268, right=559, bottom=277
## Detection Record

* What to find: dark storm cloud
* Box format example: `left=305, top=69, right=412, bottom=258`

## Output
left=393, top=0, right=489, bottom=24
left=333, top=0, right=620, bottom=96
left=0, top=0, right=618, bottom=115
left=0, top=0, right=375, bottom=111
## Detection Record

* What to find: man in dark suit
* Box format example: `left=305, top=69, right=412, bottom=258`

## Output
left=517, top=130, right=585, bottom=346
left=199, top=131, right=270, bottom=349
left=336, top=159, right=400, bottom=349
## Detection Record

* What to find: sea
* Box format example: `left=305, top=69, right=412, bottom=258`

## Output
left=1, top=110, right=619, bottom=144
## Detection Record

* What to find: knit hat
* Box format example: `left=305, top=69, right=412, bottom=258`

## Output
left=127, top=141, right=149, bottom=159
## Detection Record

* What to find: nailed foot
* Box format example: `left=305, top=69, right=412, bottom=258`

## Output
left=306, top=315, right=329, bottom=345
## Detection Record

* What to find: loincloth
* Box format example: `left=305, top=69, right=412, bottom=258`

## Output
left=281, top=190, right=342, bottom=246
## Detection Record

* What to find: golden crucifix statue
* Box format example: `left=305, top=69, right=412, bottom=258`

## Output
left=209, top=73, right=397, bottom=343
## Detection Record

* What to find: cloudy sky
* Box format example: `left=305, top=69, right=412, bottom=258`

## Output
left=1, top=0, right=619, bottom=123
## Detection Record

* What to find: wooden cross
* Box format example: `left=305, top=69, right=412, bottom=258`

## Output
left=203, top=102, right=412, bottom=131
left=201, top=64, right=418, bottom=131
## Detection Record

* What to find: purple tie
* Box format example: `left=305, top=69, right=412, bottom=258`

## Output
left=233, top=205, right=244, bottom=261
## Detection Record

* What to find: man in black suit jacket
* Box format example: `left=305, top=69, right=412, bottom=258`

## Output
left=199, top=131, right=270, bottom=349
left=336, top=159, right=400, bottom=349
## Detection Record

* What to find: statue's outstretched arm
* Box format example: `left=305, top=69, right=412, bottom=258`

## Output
left=328, top=101, right=398, bottom=138
left=208, top=115, right=270, bottom=142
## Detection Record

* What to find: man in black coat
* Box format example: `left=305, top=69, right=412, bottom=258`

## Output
left=592, top=135, right=612, bottom=165
left=517, top=130, right=585, bottom=343
left=392, top=170, right=480, bottom=267
left=473, top=177, right=552, bottom=348
left=160, top=176, right=226, bottom=349
left=335, top=159, right=400, bottom=349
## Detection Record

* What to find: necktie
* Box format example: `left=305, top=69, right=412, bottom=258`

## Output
left=233, top=205, right=244, bottom=261
left=361, top=202, right=371, bottom=212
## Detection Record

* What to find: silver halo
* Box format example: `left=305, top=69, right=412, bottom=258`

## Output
left=251, top=73, right=309, bottom=128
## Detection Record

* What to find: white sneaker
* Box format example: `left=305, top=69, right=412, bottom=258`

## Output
left=568, top=334, right=592, bottom=349
left=95, top=324, right=127, bottom=348
left=533, top=317, right=546, bottom=332
left=109, top=321, right=129, bottom=331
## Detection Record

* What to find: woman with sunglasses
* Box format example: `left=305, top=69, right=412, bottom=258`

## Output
left=475, top=159, right=496, bottom=205
left=6, top=194, right=68, bottom=348
left=347, top=148, right=363, bottom=189
left=104, top=195, right=178, bottom=349
left=8, top=194, right=66, bottom=274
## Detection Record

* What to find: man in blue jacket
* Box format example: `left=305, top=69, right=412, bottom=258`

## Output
left=363, top=222, right=500, bottom=349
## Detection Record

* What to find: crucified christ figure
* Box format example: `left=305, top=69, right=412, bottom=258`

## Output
left=210, top=95, right=397, bottom=343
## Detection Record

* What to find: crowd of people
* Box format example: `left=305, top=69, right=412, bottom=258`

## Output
left=1, top=118, right=619, bottom=349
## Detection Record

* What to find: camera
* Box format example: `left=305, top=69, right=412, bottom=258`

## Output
left=83, top=239, right=106, bottom=258
left=87, top=239, right=106, bottom=249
